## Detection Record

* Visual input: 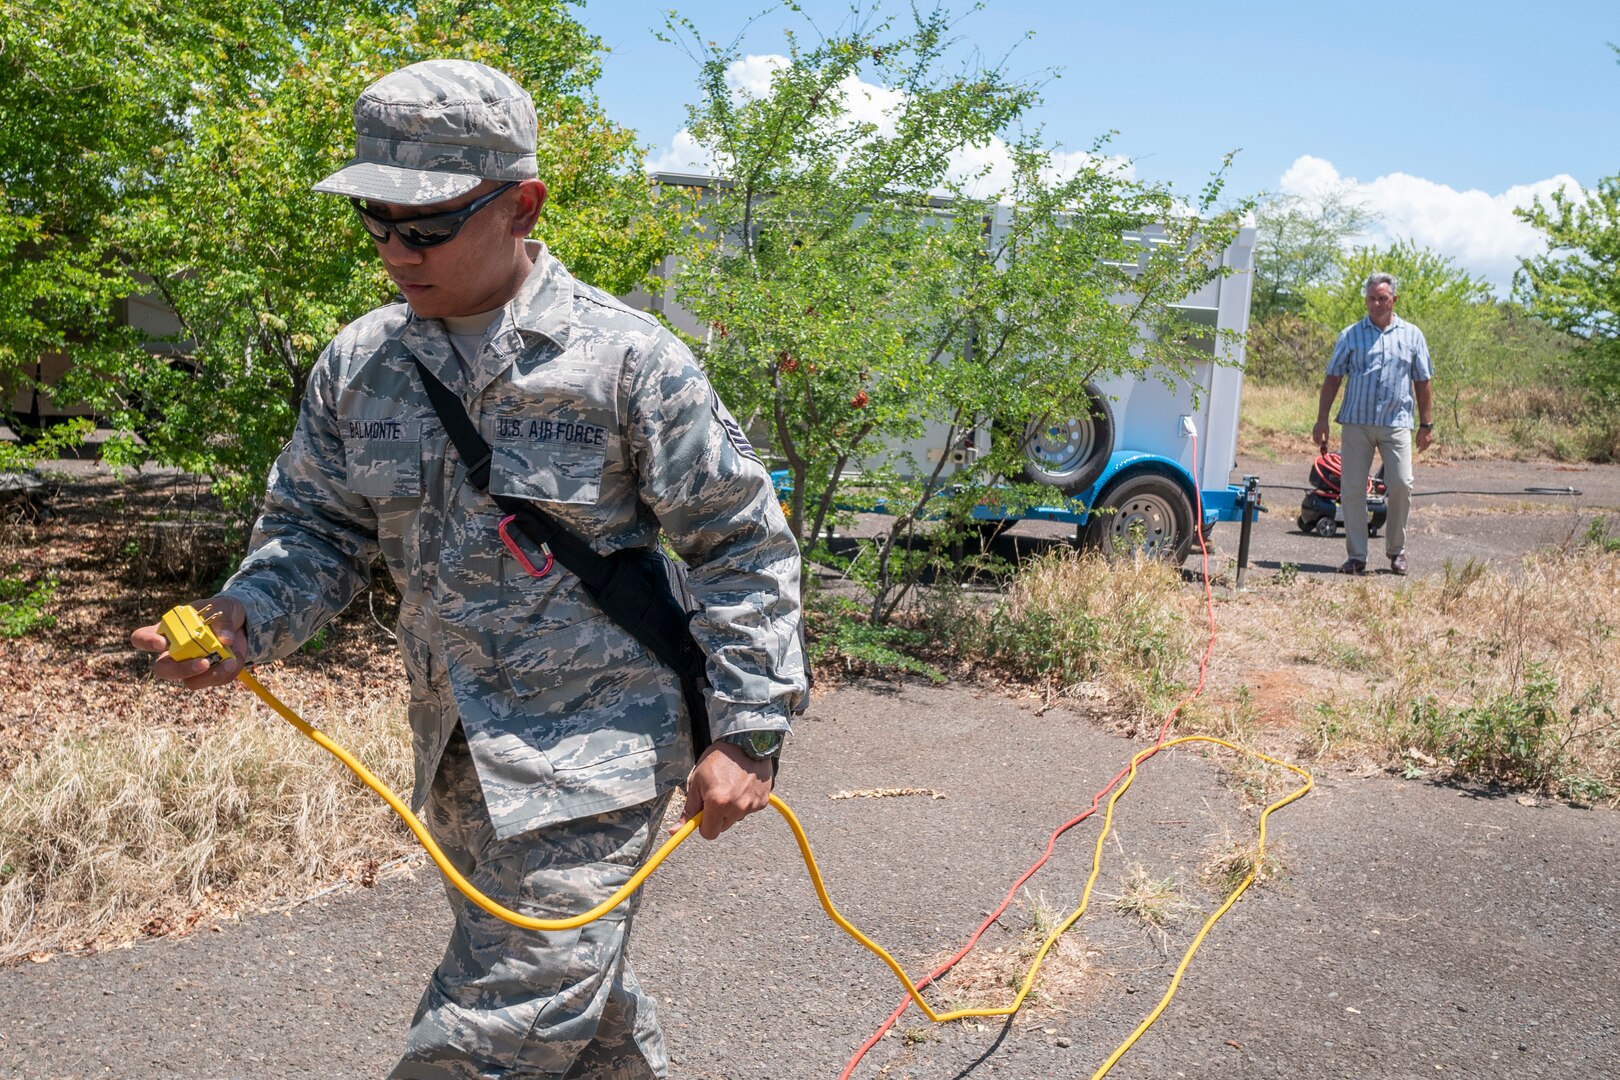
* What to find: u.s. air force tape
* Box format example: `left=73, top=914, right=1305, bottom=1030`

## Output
left=493, top=416, right=609, bottom=448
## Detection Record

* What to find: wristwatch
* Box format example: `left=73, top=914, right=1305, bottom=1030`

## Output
left=722, top=729, right=785, bottom=761
left=1419, top=422, right=1434, bottom=431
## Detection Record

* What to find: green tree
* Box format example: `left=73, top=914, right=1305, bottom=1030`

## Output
left=2, top=1, right=675, bottom=513
left=1514, top=175, right=1620, bottom=403
left=664, top=6, right=1247, bottom=621
left=1250, top=188, right=1374, bottom=320
left=0, top=1, right=325, bottom=430
left=1303, top=239, right=1492, bottom=332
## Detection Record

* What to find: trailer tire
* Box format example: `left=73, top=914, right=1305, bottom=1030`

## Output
left=1083, top=472, right=1196, bottom=564
left=1014, top=386, right=1114, bottom=496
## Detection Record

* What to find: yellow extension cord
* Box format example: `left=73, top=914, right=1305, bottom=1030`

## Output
left=163, top=605, right=1313, bottom=1077
left=239, top=672, right=1311, bottom=1076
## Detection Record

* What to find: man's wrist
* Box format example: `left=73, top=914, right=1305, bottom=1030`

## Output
left=721, top=729, right=785, bottom=761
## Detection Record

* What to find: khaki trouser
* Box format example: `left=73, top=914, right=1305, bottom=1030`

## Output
left=390, top=726, right=670, bottom=1079
left=1339, top=423, right=1414, bottom=564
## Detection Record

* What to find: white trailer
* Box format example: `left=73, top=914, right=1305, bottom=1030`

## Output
left=639, top=173, right=1257, bottom=563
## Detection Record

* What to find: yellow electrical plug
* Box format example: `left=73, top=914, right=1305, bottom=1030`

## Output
left=158, top=604, right=235, bottom=665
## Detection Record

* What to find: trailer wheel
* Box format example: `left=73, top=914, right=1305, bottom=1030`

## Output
left=1083, top=473, right=1195, bottom=564
left=1015, top=385, right=1114, bottom=496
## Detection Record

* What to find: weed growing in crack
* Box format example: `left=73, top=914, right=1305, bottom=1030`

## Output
left=1201, top=827, right=1285, bottom=896
left=1113, top=863, right=1194, bottom=933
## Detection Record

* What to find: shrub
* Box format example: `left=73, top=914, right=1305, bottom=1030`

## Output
left=978, top=550, right=1193, bottom=713
left=1408, top=663, right=1565, bottom=790
left=805, top=594, right=946, bottom=682
left=0, top=569, right=57, bottom=638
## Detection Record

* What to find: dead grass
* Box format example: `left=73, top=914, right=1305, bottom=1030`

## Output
left=0, top=679, right=414, bottom=964
left=1205, top=547, right=1620, bottom=802
left=1239, top=380, right=1615, bottom=463
left=0, top=468, right=414, bottom=963
left=1199, top=826, right=1286, bottom=897
left=928, top=891, right=1102, bottom=1018
left=976, top=550, right=1198, bottom=725
left=1112, top=863, right=1194, bottom=954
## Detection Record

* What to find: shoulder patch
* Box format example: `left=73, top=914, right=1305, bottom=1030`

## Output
left=711, top=386, right=761, bottom=465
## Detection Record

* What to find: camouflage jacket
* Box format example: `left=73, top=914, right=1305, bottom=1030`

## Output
left=222, top=242, right=806, bottom=838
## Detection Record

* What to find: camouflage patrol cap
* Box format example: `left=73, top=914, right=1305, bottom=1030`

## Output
left=313, top=59, right=538, bottom=206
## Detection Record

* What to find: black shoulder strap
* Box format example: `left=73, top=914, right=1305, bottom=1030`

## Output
left=413, top=361, right=498, bottom=507
left=410, top=358, right=716, bottom=755
left=412, top=359, right=607, bottom=587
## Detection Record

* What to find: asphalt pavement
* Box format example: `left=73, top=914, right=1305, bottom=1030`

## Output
left=2, top=455, right=1618, bottom=1078
left=2, top=679, right=1616, bottom=1079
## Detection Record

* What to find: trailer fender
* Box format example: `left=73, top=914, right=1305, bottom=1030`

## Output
left=1076, top=455, right=1201, bottom=563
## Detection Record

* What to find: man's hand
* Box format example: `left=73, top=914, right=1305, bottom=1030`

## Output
left=679, top=742, right=774, bottom=840
left=1314, top=375, right=1343, bottom=453
left=1413, top=381, right=1433, bottom=453
left=130, top=596, right=249, bottom=689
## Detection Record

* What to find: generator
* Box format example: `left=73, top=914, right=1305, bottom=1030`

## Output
left=1297, top=451, right=1386, bottom=537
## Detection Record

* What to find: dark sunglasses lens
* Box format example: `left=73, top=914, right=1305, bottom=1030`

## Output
left=354, top=207, right=391, bottom=243
left=396, top=216, right=459, bottom=248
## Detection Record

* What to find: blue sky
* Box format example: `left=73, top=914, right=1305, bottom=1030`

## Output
left=576, top=0, right=1619, bottom=293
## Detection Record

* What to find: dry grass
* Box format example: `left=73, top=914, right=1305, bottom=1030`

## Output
left=1238, top=380, right=1614, bottom=463
left=0, top=682, right=414, bottom=963
left=0, top=468, right=416, bottom=963
left=928, top=891, right=1102, bottom=1019
left=1112, top=863, right=1194, bottom=943
left=977, top=550, right=1198, bottom=724
left=1199, top=826, right=1286, bottom=897
left=1206, top=547, right=1620, bottom=802
left=1238, top=382, right=1318, bottom=459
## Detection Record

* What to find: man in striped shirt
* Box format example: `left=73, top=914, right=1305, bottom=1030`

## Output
left=1312, top=272, right=1434, bottom=576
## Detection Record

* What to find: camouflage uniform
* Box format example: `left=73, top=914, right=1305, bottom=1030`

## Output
left=221, top=236, right=806, bottom=1076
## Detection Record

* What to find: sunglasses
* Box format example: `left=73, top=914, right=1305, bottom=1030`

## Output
left=350, top=181, right=518, bottom=249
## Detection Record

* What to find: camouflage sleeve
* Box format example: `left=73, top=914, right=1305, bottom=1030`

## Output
left=218, top=345, right=380, bottom=664
left=625, top=328, right=807, bottom=739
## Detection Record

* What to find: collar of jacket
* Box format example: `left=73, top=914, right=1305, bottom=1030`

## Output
left=1360, top=312, right=1407, bottom=335
left=395, top=239, right=576, bottom=403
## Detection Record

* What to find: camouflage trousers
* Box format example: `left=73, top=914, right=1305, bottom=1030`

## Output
left=389, top=725, right=672, bottom=1079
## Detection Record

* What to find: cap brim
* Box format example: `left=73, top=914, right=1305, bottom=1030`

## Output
left=312, top=161, right=484, bottom=206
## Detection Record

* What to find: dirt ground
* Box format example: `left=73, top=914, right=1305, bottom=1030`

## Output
left=1, top=455, right=1617, bottom=1078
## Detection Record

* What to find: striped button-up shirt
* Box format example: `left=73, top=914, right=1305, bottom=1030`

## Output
left=1327, top=314, right=1433, bottom=428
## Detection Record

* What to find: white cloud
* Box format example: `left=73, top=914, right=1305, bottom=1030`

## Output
left=725, top=53, right=789, bottom=98
left=645, top=55, right=1134, bottom=196
left=646, top=128, right=716, bottom=176
left=1277, top=155, right=1585, bottom=296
